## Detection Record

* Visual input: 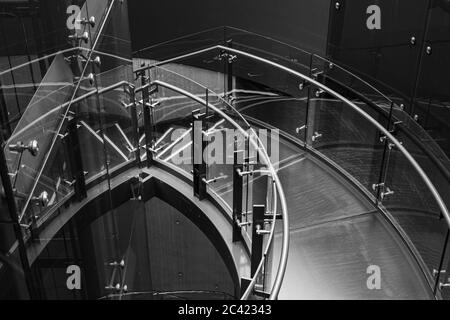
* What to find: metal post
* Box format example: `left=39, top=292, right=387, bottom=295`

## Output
left=65, top=116, right=87, bottom=201
left=226, top=39, right=234, bottom=103
left=304, top=54, right=314, bottom=147
left=374, top=101, right=395, bottom=203
left=251, top=205, right=265, bottom=277
left=128, top=85, right=141, bottom=166
left=192, top=110, right=207, bottom=200
left=233, top=139, right=244, bottom=243
left=141, top=72, right=154, bottom=167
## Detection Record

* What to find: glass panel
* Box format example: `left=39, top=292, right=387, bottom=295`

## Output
left=308, top=83, right=384, bottom=200
left=149, top=76, right=204, bottom=176
left=381, top=134, right=449, bottom=290
left=4, top=53, right=75, bottom=218
left=311, top=54, right=393, bottom=110
left=136, top=27, right=225, bottom=62
left=231, top=53, right=309, bottom=147
left=225, top=26, right=312, bottom=76
left=22, top=135, right=73, bottom=224
left=141, top=49, right=226, bottom=98
left=204, top=110, right=238, bottom=211
left=96, top=77, right=136, bottom=174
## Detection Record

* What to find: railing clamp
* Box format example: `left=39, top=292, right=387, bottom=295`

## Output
left=372, top=183, right=385, bottom=192
left=237, top=220, right=252, bottom=228
left=296, top=125, right=306, bottom=134
left=254, top=285, right=270, bottom=299
left=312, top=70, right=324, bottom=79
left=372, top=183, right=395, bottom=200
left=121, top=101, right=134, bottom=109
left=241, top=211, right=252, bottom=218
left=380, top=187, right=394, bottom=200
left=8, top=171, right=17, bottom=178
left=380, top=135, right=402, bottom=150
left=148, top=143, right=168, bottom=154
left=130, top=175, right=143, bottom=201
left=68, top=31, right=89, bottom=44
left=256, top=224, right=271, bottom=236
left=20, top=223, right=31, bottom=230
left=202, top=175, right=228, bottom=185
left=105, top=284, right=128, bottom=293
left=439, top=279, right=450, bottom=290
left=108, top=260, right=125, bottom=269
left=315, top=89, right=325, bottom=98
left=389, top=121, right=403, bottom=134
left=218, top=51, right=237, bottom=64
left=433, top=269, right=446, bottom=277
left=237, top=169, right=253, bottom=177
left=63, top=179, right=76, bottom=187
left=373, top=183, right=394, bottom=200
left=311, top=131, right=323, bottom=142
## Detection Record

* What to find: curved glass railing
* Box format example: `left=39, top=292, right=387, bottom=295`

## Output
left=135, top=39, right=450, bottom=298
left=0, top=8, right=290, bottom=300
left=1, top=61, right=290, bottom=300
left=136, top=26, right=450, bottom=215
left=0, top=0, right=120, bottom=135
left=2, top=0, right=133, bottom=223
left=133, top=64, right=289, bottom=300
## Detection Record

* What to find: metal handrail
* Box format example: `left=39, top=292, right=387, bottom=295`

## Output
left=134, top=26, right=450, bottom=186
left=133, top=25, right=391, bottom=102
left=151, top=80, right=290, bottom=300
left=136, top=44, right=450, bottom=229
left=215, top=45, right=449, bottom=225
left=149, top=66, right=290, bottom=298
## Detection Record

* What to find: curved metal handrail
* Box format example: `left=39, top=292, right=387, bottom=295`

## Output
left=216, top=45, right=449, bottom=225
left=136, top=44, right=450, bottom=228
left=134, top=26, right=450, bottom=193
left=151, top=80, right=290, bottom=300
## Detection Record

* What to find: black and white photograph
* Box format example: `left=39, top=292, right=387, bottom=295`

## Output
left=0, top=0, right=449, bottom=307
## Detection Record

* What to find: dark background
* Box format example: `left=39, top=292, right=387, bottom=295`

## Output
left=128, top=0, right=450, bottom=156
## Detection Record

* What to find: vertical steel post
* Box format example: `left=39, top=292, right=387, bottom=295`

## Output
left=141, top=73, right=154, bottom=167
left=226, top=39, right=234, bottom=103
left=128, top=85, right=141, bottom=167
left=233, top=139, right=244, bottom=243
left=251, top=205, right=265, bottom=277
left=65, top=116, right=87, bottom=201
left=192, top=110, right=207, bottom=200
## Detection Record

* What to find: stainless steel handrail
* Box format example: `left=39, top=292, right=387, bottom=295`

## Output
left=133, top=25, right=391, bottom=102
left=151, top=80, right=290, bottom=300
left=134, top=27, right=450, bottom=211
left=215, top=45, right=450, bottom=225
left=137, top=44, right=450, bottom=229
